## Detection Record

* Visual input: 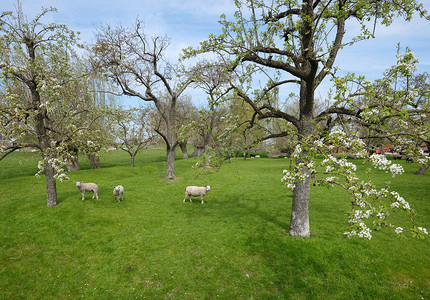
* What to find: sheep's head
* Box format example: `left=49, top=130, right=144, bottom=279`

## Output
left=206, top=186, right=211, bottom=191
left=73, top=181, right=83, bottom=187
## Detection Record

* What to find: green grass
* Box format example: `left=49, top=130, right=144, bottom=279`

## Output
left=0, top=148, right=429, bottom=299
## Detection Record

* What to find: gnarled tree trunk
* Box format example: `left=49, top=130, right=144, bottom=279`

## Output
left=194, top=146, right=205, bottom=157
left=130, top=153, right=136, bottom=167
left=165, top=146, right=176, bottom=178
left=87, top=153, right=101, bottom=169
left=44, top=162, right=58, bottom=207
left=67, top=152, right=80, bottom=172
left=179, top=142, right=188, bottom=159
left=415, top=161, right=429, bottom=175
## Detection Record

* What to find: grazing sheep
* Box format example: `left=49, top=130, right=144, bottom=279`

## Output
left=113, top=185, right=124, bottom=202
left=73, top=181, right=99, bottom=201
left=183, top=186, right=211, bottom=204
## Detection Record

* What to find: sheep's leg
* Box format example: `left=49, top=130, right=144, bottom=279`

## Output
left=189, top=195, right=192, bottom=203
left=94, top=191, right=99, bottom=200
left=201, top=195, right=204, bottom=204
left=183, top=193, right=187, bottom=202
left=81, top=192, right=85, bottom=201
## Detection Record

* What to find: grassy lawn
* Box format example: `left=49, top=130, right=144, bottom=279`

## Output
left=0, top=148, right=429, bottom=299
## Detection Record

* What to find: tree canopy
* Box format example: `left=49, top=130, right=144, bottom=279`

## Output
left=183, top=0, right=430, bottom=238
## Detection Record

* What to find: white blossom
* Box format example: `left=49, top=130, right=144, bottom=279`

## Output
left=293, top=144, right=302, bottom=157
left=370, top=154, right=404, bottom=177
left=417, top=227, right=428, bottom=235
left=389, top=164, right=404, bottom=177
left=281, top=170, right=296, bottom=190
left=325, top=176, right=337, bottom=183
left=358, top=224, right=372, bottom=240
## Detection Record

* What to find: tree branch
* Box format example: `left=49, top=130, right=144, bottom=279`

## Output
left=0, top=143, right=40, bottom=161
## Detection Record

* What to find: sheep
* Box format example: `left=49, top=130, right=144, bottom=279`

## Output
left=113, top=185, right=124, bottom=202
left=73, top=181, right=99, bottom=201
left=183, top=186, right=211, bottom=204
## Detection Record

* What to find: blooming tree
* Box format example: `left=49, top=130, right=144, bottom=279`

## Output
left=0, top=5, right=79, bottom=206
left=0, top=4, right=102, bottom=206
left=281, top=130, right=427, bottom=239
left=331, top=47, right=430, bottom=174
left=183, top=0, right=429, bottom=237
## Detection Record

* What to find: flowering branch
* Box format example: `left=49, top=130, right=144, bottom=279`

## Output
left=281, top=130, right=428, bottom=239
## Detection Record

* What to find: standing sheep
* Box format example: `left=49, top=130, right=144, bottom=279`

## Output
left=183, top=186, right=211, bottom=204
left=73, top=181, right=99, bottom=201
left=113, top=185, right=124, bottom=202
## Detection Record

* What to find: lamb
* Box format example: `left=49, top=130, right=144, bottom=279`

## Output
left=183, top=186, right=211, bottom=204
left=73, top=181, right=99, bottom=201
left=113, top=185, right=124, bottom=202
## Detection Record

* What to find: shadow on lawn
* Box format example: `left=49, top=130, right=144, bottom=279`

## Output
left=235, top=200, right=290, bottom=232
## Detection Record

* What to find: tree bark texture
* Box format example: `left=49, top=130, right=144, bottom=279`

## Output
left=44, top=161, right=58, bottom=207
left=289, top=77, right=315, bottom=237
left=130, top=154, right=135, bottom=167
left=415, top=142, right=430, bottom=175
left=415, top=161, right=429, bottom=175
left=179, top=142, right=188, bottom=159
left=290, top=168, right=311, bottom=237
left=194, top=146, right=205, bottom=157
left=165, top=146, right=176, bottom=178
left=67, top=155, right=80, bottom=172
left=88, top=154, right=101, bottom=169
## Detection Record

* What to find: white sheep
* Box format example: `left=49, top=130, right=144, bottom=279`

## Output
left=113, top=185, right=124, bottom=202
left=73, top=181, right=99, bottom=201
left=183, top=186, right=211, bottom=204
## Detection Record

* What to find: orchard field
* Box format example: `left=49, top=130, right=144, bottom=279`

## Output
left=0, top=148, right=429, bottom=299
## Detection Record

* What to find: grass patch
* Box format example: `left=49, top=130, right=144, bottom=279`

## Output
left=0, top=149, right=429, bottom=299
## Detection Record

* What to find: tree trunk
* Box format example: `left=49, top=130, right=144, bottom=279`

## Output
left=31, top=84, right=58, bottom=207
left=88, top=153, right=101, bottom=169
left=415, top=161, right=429, bottom=175
left=289, top=75, right=315, bottom=237
left=416, top=142, right=430, bottom=175
left=243, top=150, right=248, bottom=160
left=67, top=154, right=80, bottom=172
left=290, top=168, right=311, bottom=237
left=179, top=142, right=188, bottom=159
left=44, top=162, right=58, bottom=207
left=380, top=144, right=386, bottom=155
left=194, top=146, right=205, bottom=157
left=130, top=153, right=135, bottom=167
left=165, top=146, right=176, bottom=178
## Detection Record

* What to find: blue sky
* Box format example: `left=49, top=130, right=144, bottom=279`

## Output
left=2, top=0, right=430, bottom=105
